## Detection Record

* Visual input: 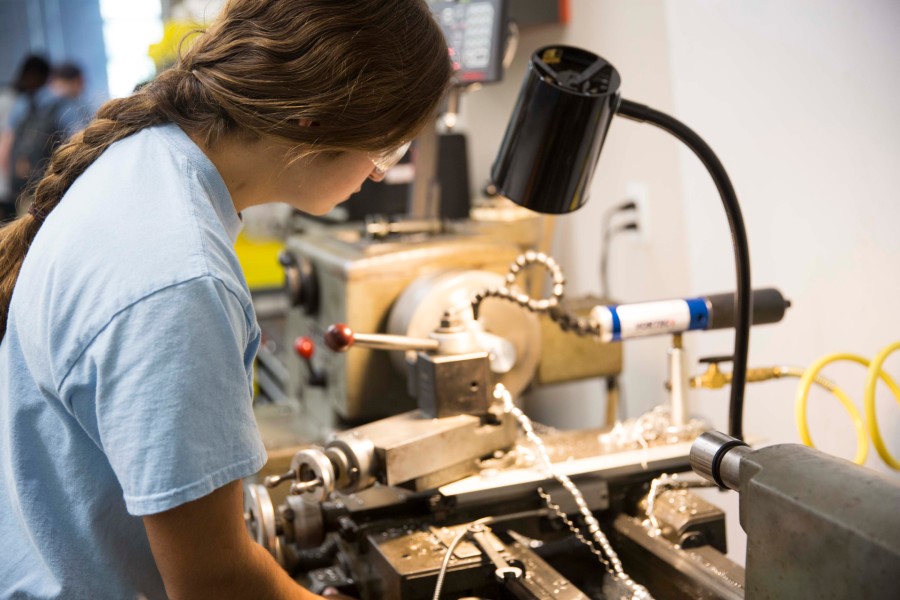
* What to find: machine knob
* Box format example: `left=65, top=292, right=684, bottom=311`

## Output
left=289, top=448, right=336, bottom=503
left=293, top=336, right=326, bottom=386
left=324, top=323, right=355, bottom=352
left=294, top=336, right=315, bottom=360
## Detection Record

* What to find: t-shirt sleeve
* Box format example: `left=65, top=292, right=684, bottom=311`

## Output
left=60, top=275, right=267, bottom=516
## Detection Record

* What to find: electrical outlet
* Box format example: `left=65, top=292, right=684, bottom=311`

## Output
left=625, top=181, right=650, bottom=243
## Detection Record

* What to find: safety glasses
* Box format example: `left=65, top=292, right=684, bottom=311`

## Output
left=369, top=141, right=411, bottom=175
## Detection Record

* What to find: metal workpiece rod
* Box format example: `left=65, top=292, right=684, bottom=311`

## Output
left=690, top=431, right=751, bottom=491
left=324, top=323, right=439, bottom=353
left=350, top=332, right=439, bottom=352
left=364, top=217, right=444, bottom=238
left=263, top=471, right=294, bottom=489
left=289, top=478, right=323, bottom=495
left=668, top=334, right=689, bottom=428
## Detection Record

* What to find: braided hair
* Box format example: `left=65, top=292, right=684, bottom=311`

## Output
left=0, top=0, right=451, bottom=340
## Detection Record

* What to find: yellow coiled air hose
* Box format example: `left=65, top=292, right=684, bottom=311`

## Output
left=796, top=342, right=900, bottom=470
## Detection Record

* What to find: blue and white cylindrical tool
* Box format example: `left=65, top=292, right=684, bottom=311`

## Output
left=589, top=288, right=789, bottom=344
left=591, top=298, right=708, bottom=343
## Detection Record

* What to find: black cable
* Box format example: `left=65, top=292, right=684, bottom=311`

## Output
left=598, top=200, right=636, bottom=297
left=616, top=98, right=752, bottom=441
left=599, top=220, right=638, bottom=298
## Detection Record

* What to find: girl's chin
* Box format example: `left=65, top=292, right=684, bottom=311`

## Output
left=294, top=198, right=342, bottom=217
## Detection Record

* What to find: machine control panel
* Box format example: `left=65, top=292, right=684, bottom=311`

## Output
left=429, top=0, right=507, bottom=84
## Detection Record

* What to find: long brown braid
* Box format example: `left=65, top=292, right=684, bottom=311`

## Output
left=0, top=0, right=452, bottom=340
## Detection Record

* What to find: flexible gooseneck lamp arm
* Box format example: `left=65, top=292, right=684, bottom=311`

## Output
left=616, top=99, right=752, bottom=441
left=491, top=46, right=751, bottom=440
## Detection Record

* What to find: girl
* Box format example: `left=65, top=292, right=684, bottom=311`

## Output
left=0, top=1, right=451, bottom=598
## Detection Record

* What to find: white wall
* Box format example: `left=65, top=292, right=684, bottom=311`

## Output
left=665, top=0, right=900, bottom=469
left=464, top=0, right=900, bottom=566
left=665, top=0, right=900, bottom=563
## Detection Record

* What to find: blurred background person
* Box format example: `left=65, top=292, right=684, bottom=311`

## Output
left=47, top=62, right=95, bottom=132
left=0, top=54, right=51, bottom=221
left=0, top=60, right=93, bottom=221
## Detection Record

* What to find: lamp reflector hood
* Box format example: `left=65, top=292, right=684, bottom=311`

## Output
left=491, top=46, right=621, bottom=214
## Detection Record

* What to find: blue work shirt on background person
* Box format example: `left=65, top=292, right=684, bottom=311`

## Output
left=7, top=84, right=93, bottom=139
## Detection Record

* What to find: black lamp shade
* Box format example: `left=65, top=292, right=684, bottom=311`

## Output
left=491, top=46, right=621, bottom=214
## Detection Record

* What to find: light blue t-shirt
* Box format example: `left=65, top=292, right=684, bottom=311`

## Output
left=0, top=123, right=268, bottom=599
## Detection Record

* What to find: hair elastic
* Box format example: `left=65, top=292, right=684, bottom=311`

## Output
left=28, top=204, right=48, bottom=223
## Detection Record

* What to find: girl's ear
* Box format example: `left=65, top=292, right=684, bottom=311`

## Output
left=298, top=119, right=319, bottom=127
